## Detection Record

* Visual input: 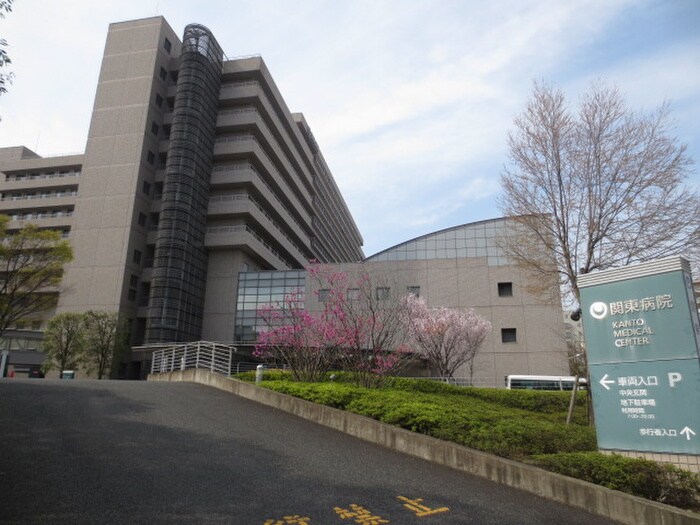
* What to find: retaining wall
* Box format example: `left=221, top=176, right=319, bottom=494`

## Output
left=149, top=369, right=700, bottom=525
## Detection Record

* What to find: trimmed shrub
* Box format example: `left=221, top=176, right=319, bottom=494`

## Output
left=529, top=452, right=700, bottom=510
left=233, top=369, right=294, bottom=382
left=253, top=381, right=596, bottom=459
left=259, top=381, right=364, bottom=409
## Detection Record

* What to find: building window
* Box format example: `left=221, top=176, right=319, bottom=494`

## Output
left=164, top=38, right=172, bottom=53
left=498, top=282, right=513, bottom=297
left=142, top=181, right=151, bottom=195
left=138, top=212, right=147, bottom=227
left=501, top=328, right=517, bottom=343
left=151, top=122, right=159, bottom=136
left=407, top=286, right=420, bottom=297
left=130, top=274, right=139, bottom=288
left=376, top=287, right=390, bottom=300
left=347, top=288, right=359, bottom=301
left=133, top=249, right=142, bottom=265
left=128, top=288, right=137, bottom=301
left=159, top=67, right=167, bottom=81
left=318, top=289, right=330, bottom=302
left=155, top=93, right=163, bottom=108
left=147, top=150, right=155, bottom=165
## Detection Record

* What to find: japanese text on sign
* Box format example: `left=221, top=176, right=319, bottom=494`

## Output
left=609, top=295, right=673, bottom=316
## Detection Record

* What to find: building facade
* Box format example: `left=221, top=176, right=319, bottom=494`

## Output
left=0, top=16, right=568, bottom=383
left=0, top=17, right=364, bottom=375
left=234, top=219, right=569, bottom=387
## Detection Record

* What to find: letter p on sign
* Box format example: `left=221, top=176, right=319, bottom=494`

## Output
left=668, top=372, right=683, bottom=388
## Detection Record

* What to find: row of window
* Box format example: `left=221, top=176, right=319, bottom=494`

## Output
left=315, top=284, right=517, bottom=343
left=317, top=285, right=414, bottom=303
left=5, top=170, right=80, bottom=182
left=317, top=282, right=514, bottom=302
left=125, top=36, right=174, bottom=310
left=146, top=149, right=167, bottom=168
left=1, top=189, right=78, bottom=201
left=10, top=209, right=73, bottom=220
left=367, top=221, right=513, bottom=265
left=127, top=273, right=139, bottom=302
left=139, top=53, right=170, bottom=276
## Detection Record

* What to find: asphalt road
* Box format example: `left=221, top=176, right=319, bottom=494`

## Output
left=0, top=379, right=621, bottom=524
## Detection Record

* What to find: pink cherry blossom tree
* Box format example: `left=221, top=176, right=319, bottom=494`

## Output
left=308, top=264, right=412, bottom=386
left=254, top=289, right=351, bottom=382
left=254, top=265, right=412, bottom=385
left=404, top=294, right=492, bottom=382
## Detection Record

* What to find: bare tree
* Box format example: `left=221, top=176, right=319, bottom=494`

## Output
left=499, top=81, right=699, bottom=306
left=0, top=218, right=73, bottom=338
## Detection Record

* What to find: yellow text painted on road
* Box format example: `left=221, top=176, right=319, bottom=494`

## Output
left=397, top=496, right=450, bottom=517
left=334, top=503, right=389, bottom=524
left=263, top=495, right=450, bottom=523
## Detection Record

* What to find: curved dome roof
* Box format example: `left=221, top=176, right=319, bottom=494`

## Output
left=365, top=217, right=512, bottom=266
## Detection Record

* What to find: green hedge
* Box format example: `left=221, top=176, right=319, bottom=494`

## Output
left=344, top=390, right=595, bottom=459
left=528, top=452, right=700, bottom=510
left=235, top=369, right=293, bottom=383
left=233, top=373, right=700, bottom=510
left=258, top=381, right=364, bottom=409
left=251, top=379, right=596, bottom=460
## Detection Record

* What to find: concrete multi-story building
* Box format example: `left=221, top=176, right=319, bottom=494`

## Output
left=0, top=16, right=363, bottom=376
left=0, top=16, right=568, bottom=384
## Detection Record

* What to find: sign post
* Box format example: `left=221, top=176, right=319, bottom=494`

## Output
left=579, top=257, right=700, bottom=455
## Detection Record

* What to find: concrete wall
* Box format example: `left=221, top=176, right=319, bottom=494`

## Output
left=308, top=258, right=568, bottom=387
left=150, top=369, right=700, bottom=525
left=202, top=249, right=261, bottom=341
left=58, top=17, right=179, bottom=318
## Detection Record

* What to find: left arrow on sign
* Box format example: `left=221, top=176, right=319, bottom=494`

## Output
left=599, top=374, right=615, bottom=391
left=680, top=427, right=696, bottom=441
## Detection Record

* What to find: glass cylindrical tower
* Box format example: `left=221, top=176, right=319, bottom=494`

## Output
left=146, top=24, right=223, bottom=342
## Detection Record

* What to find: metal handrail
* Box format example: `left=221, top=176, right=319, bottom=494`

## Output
left=149, top=341, right=237, bottom=376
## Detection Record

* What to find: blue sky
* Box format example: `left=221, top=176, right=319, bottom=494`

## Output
left=0, top=0, right=698, bottom=257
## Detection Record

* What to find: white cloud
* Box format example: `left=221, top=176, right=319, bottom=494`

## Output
left=0, top=0, right=695, bottom=256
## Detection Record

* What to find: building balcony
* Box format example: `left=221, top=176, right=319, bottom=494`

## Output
left=215, top=112, right=313, bottom=203
left=204, top=225, right=293, bottom=270
left=6, top=216, right=74, bottom=231
left=0, top=173, right=80, bottom=192
left=0, top=194, right=77, bottom=213
left=210, top=163, right=313, bottom=228
left=209, top=191, right=309, bottom=251
left=213, top=138, right=313, bottom=212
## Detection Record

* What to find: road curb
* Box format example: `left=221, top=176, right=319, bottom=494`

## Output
left=148, top=369, right=700, bottom=525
